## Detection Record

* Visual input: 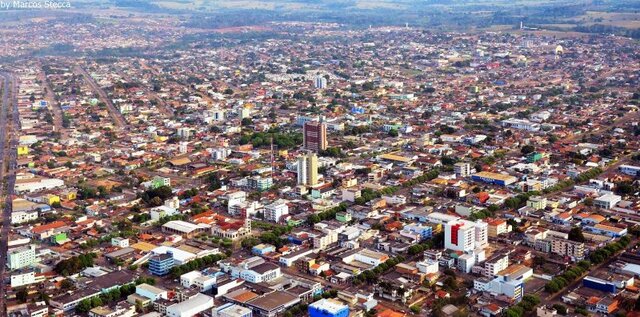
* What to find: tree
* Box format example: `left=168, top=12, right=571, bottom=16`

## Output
left=521, top=145, right=535, bottom=155
left=388, top=129, right=399, bottom=137
left=553, top=304, right=568, bottom=315
left=568, top=226, right=586, bottom=242
left=241, top=118, right=253, bottom=126
left=410, top=305, right=421, bottom=314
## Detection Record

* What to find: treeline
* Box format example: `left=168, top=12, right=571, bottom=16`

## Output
left=542, top=167, right=603, bottom=194
left=352, top=256, right=406, bottom=285
left=54, top=253, right=96, bottom=276
left=75, top=277, right=155, bottom=313
left=504, top=295, right=541, bottom=317
left=544, top=260, right=592, bottom=293
left=573, top=24, right=640, bottom=40
left=169, top=253, right=226, bottom=278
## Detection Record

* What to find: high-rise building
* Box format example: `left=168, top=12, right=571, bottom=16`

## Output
left=8, top=245, right=37, bottom=270
left=303, top=121, right=327, bottom=152
left=454, top=162, right=471, bottom=177
left=314, top=75, right=327, bottom=89
left=445, top=220, right=476, bottom=252
left=445, top=219, right=489, bottom=252
left=297, top=152, right=319, bottom=186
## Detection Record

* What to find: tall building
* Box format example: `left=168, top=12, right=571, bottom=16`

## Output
left=149, top=253, right=174, bottom=276
left=8, top=245, right=37, bottom=270
left=454, top=162, right=471, bottom=177
left=303, top=121, right=327, bottom=152
left=445, top=220, right=476, bottom=252
left=314, top=75, right=327, bottom=89
left=445, top=220, right=489, bottom=252
left=297, top=152, right=319, bottom=186
left=474, top=220, right=489, bottom=247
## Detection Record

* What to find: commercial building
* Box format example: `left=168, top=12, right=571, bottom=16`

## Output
left=303, top=121, right=327, bottom=152
left=471, top=172, right=517, bottom=186
left=214, top=303, right=253, bottom=317
left=619, top=164, right=640, bottom=176
left=166, top=293, right=214, bottom=317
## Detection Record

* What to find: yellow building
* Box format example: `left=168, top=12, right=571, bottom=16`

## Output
left=44, top=194, right=60, bottom=206
left=17, top=145, right=29, bottom=156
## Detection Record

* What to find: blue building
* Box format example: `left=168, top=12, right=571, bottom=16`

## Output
left=309, top=298, right=349, bottom=317
left=403, top=224, right=433, bottom=240
left=252, top=244, right=276, bottom=256
left=583, top=276, right=617, bottom=293
left=149, top=253, right=174, bottom=276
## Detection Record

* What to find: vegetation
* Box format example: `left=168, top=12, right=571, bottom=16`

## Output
left=54, top=253, right=96, bottom=276
left=169, top=253, right=226, bottom=278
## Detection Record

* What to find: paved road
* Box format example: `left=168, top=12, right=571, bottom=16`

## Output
left=38, top=64, right=68, bottom=139
left=74, top=65, right=128, bottom=129
left=0, top=72, right=18, bottom=315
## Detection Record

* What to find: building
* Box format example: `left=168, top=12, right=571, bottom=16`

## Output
left=8, top=245, right=37, bottom=270
left=161, top=220, right=209, bottom=238
left=297, top=152, right=319, bottom=186
left=245, top=291, right=300, bottom=317
left=314, top=75, right=327, bottom=89
left=454, top=162, right=471, bottom=177
left=149, top=253, right=174, bottom=276
left=136, top=283, right=168, bottom=302
left=308, top=298, right=349, bottom=317
left=619, top=164, right=640, bottom=177
left=166, top=293, right=214, bottom=317
left=526, top=196, right=547, bottom=210
left=214, top=303, right=253, bottom=317
left=484, top=253, right=509, bottom=277
left=303, top=121, right=327, bottom=152
left=11, top=270, right=44, bottom=287
left=444, top=220, right=486, bottom=252
left=264, top=200, right=289, bottom=223
left=593, top=193, right=621, bottom=209
left=471, top=172, right=517, bottom=186
left=487, top=219, right=508, bottom=237
left=551, top=237, right=585, bottom=260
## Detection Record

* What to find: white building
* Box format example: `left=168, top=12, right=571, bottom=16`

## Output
left=619, top=165, right=640, bottom=177
left=11, top=210, right=38, bottom=224
left=136, top=283, right=168, bottom=302
left=264, top=200, right=289, bottom=223
left=484, top=253, right=509, bottom=277
left=444, top=220, right=476, bottom=252
left=474, top=220, right=489, bottom=247
left=166, top=293, right=214, bottom=317
left=314, top=75, right=327, bottom=89
left=454, top=162, right=471, bottom=177
left=594, top=193, right=621, bottom=209
left=111, top=237, right=129, bottom=248
left=8, top=245, right=37, bottom=270
left=180, top=271, right=217, bottom=292
left=11, top=271, right=43, bottom=287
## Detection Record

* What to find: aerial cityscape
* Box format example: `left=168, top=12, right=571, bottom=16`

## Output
left=0, top=1, right=640, bottom=317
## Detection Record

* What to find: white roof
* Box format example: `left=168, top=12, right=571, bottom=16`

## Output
left=162, top=220, right=209, bottom=233
left=152, top=246, right=195, bottom=263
